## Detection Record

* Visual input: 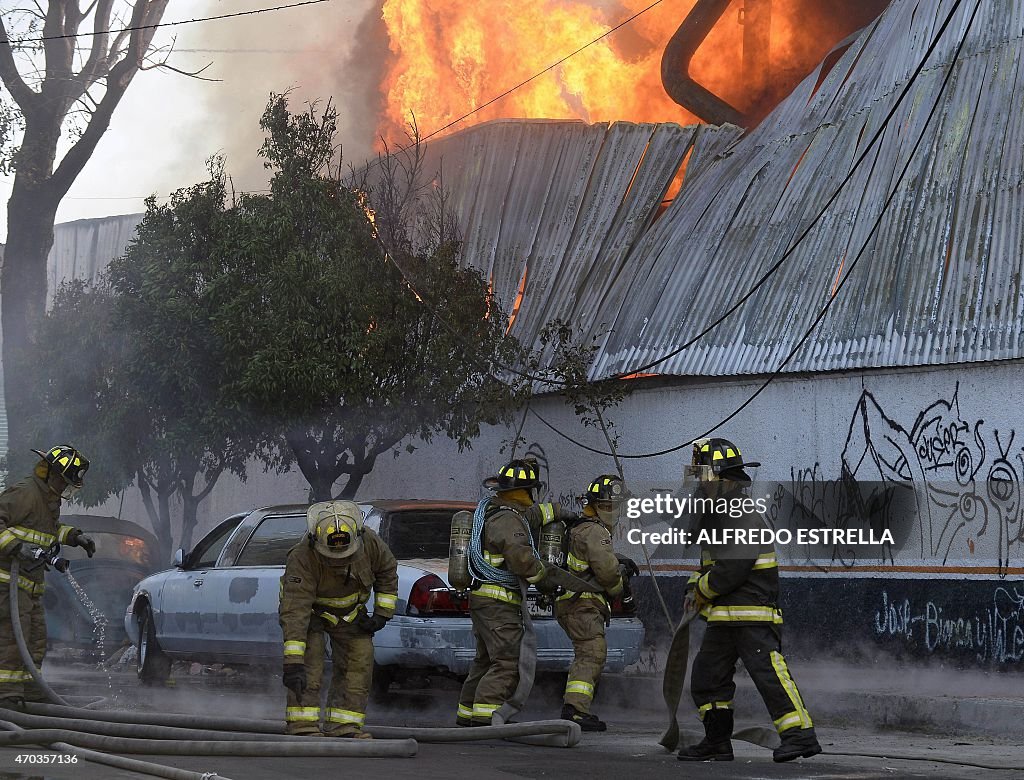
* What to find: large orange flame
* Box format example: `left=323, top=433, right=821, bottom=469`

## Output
left=376, top=1, right=891, bottom=145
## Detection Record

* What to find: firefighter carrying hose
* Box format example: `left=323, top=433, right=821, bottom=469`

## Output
left=555, top=474, right=639, bottom=731
left=279, top=500, right=399, bottom=738
left=455, top=458, right=571, bottom=726
left=0, top=446, right=95, bottom=709
left=678, top=438, right=821, bottom=763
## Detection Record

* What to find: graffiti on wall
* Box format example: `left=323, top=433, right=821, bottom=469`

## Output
left=873, top=586, right=1024, bottom=664
left=772, top=383, right=1024, bottom=572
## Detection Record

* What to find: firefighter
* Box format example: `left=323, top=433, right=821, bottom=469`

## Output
left=0, top=446, right=95, bottom=709
left=279, top=500, right=398, bottom=738
left=678, top=438, right=821, bottom=763
left=456, top=458, right=565, bottom=726
left=556, top=474, right=639, bottom=731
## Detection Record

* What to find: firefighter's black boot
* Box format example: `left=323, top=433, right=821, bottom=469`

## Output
left=561, top=703, right=607, bottom=732
left=677, top=708, right=734, bottom=761
left=773, top=726, right=822, bottom=762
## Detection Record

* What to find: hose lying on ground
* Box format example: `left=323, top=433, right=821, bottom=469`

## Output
left=0, top=719, right=231, bottom=780
left=20, top=703, right=580, bottom=748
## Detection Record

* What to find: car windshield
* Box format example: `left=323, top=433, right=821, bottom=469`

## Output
left=383, top=510, right=459, bottom=559
left=61, top=533, right=153, bottom=567
left=234, top=514, right=305, bottom=566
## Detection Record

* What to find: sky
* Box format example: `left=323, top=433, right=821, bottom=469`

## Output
left=0, top=0, right=381, bottom=240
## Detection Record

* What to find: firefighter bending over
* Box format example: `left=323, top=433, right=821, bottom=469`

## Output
left=279, top=501, right=398, bottom=738
left=0, top=446, right=95, bottom=709
left=556, top=474, right=639, bottom=731
left=678, top=439, right=821, bottom=763
left=456, top=459, right=569, bottom=726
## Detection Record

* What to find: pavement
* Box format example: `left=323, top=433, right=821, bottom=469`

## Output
left=0, top=659, right=1021, bottom=779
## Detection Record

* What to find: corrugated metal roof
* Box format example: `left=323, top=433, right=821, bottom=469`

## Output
left=413, top=0, right=1018, bottom=379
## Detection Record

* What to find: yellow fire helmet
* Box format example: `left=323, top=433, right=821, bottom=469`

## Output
left=306, top=500, right=364, bottom=559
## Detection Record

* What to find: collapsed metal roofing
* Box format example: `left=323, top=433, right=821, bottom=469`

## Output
left=412, top=0, right=1020, bottom=379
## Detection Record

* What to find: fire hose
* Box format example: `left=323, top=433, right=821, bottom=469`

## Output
left=3, top=558, right=579, bottom=778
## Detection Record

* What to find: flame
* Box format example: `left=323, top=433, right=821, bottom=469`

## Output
left=375, top=0, right=891, bottom=144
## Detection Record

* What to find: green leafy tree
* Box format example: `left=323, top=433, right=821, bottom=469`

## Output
left=213, top=94, right=517, bottom=500
left=28, top=163, right=252, bottom=561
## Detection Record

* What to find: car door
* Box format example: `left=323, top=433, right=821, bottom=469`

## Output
left=193, top=513, right=307, bottom=663
left=156, top=515, right=243, bottom=654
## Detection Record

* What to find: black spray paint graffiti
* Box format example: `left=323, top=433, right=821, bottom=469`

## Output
left=874, top=586, right=1024, bottom=664
left=771, top=383, right=1024, bottom=572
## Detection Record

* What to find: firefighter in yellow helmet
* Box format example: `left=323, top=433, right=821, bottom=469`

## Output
left=679, top=438, right=821, bottom=763
left=456, top=458, right=573, bottom=726
left=556, top=474, right=638, bottom=731
left=0, top=446, right=95, bottom=708
left=279, top=500, right=398, bottom=737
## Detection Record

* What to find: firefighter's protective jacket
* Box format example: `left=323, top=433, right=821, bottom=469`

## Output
left=474, top=498, right=547, bottom=605
left=280, top=528, right=399, bottom=664
left=687, top=485, right=781, bottom=625
left=0, top=476, right=81, bottom=594
left=559, top=516, right=623, bottom=608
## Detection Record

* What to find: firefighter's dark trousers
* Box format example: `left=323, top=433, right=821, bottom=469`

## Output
left=556, top=595, right=607, bottom=713
left=285, top=615, right=374, bottom=735
left=458, top=594, right=523, bottom=724
left=690, top=622, right=813, bottom=734
left=0, top=581, right=47, bottom=704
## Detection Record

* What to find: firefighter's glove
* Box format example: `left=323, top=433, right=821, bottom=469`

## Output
left=615, top=553, right=640, bottom=578
left=14, top=543, right=43, bottom=563
left=282, top=664, right=306, bottom=698
left=70, top=531, right=96, bottom=558
left=683, top=588, right=711, bottom=615
left=534, top=570, right=560, bottom=596
left=354, top=613, right=388, bottom=636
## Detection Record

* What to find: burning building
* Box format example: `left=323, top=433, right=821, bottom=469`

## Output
left=6, top=0, right=1024, bottom=667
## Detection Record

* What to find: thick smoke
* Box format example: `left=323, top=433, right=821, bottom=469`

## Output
left=189, top=0, right=387, bottom=194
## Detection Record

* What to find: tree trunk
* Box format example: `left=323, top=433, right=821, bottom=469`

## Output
left=336, top=469, right=368, bottom=499
left=137, top=470, right=177, bottom=565
left=2, top=181, right=60, bottom=481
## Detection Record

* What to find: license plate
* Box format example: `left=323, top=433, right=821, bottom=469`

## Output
left=526, top=595, right=552, bottom=619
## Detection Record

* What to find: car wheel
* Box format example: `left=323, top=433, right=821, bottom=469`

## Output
left=137, top=604, right=171, bottom=686
left=370, top=663, right=394, bottom=701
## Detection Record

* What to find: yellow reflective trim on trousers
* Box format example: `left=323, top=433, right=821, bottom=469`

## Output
left=7, top=526, right=55, bottom=547
left=483, top=550, right=505, bottom=566
left=472, top=703, right=500, bottom=719
left=567, top=552, right=588, bottom=572
left=706, top=605, right=783, bottom=623
left=285, top=707, right=320, bottom=722
left=57, top=525, right=76, bottom=544
left=698, top=701, right=733, bottom=716
left=0, top=669, right=32, bottom=682
left=697, top=573, right=718, bottom=599
left=752, top=552, right=778, bottom=570
left=326, top=708, right=365, bottom=725
left=283, top=641, right=306, bottom=657
left=770, top=651, right=812, bottom=730
left=774, top=711, right=804, bottom=732
left=565, top=680, right=594, bottom=697
left=0, top=569, right=45, bottom=596
left=375, top=593, right=397, bottom=610
left=457, top=704, right=473, bottom=719
left=539, top=503, right=555, bottom=524
left=474, top=583, right=522, bottom=605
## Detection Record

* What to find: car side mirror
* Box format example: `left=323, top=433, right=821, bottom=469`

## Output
left=173, top=549, right=185, bottom=568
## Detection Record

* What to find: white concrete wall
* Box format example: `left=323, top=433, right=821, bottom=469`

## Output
left=93, top=358, right=1024, bottom=575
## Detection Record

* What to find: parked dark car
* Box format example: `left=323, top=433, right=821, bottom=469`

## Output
left=45, top=514, right=160, bottom=656
left=125, top=501, right=645, bottom=689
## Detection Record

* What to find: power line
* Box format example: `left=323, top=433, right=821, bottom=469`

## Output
left=3, top=0, right=332, bottom=47
left=529, top=0, right=981, bottom=460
